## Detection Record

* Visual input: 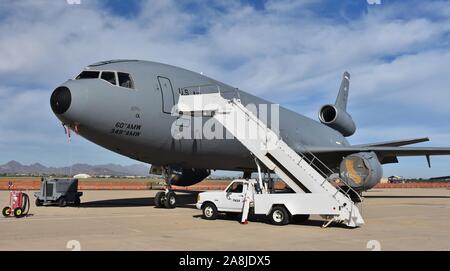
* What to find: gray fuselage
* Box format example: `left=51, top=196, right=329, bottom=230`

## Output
left=54, top=60, right=349, bottom=171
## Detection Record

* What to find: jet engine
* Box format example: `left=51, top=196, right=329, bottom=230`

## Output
left=339, top=152, right=383, bottom=191
left=151, top=165, right=210, bottom=186
left=319, top=104, right=356, bottom=137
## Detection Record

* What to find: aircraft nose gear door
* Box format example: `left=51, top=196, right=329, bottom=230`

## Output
left=157, top=76, right=175, bottom=114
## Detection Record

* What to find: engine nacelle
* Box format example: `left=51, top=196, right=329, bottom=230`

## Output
left=319, top=104, right=356, bottom=137
left=169, top=167, right=211, bottom=186
left=339, top=152, right=383, bottom=191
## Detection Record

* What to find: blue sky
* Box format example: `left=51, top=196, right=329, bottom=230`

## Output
left=0, top=0, right=449, bottom=178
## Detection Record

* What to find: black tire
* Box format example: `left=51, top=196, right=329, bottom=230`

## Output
left=74, top=197, right=81, bottom=207
left=59, top=197, right=67, bottom=207
left=35, top=198, right=43, bottom=207
left=269, top=206, right=290, bottom=226
left=2, top=206, right=11, bottom=217
left=13, top=207, right=23, bottom=218
left=164, top=191, right=176, bottom=209
left=202, top=202, right=218, bottom=220
left=154, top=191, right=165, bottom=208
left=292, top=214, right=310, bottom=224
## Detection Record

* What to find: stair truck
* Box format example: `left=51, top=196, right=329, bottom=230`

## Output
left=178, top=89, right=364, bottom=228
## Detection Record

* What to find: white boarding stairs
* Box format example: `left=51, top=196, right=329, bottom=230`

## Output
left=177, top=92, right=364, bottom=228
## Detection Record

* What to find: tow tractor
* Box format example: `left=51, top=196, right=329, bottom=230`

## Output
left=34, top=178, right=82, bottom=207
left=2, top=182, right=31, bottom=218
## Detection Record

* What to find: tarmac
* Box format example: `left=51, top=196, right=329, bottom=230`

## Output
left=0, top=188, right=449, bottom=251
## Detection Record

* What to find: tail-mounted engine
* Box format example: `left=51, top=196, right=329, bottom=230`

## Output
left=318, top=71, right=356, bottom=137
left=319, top=104, right=356, bottom=137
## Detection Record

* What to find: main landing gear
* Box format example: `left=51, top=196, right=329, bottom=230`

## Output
left=154, top=190, right=177, bottom=209
left=154, top=167, right=177, bottom=209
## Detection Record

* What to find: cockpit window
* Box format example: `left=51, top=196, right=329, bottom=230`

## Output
left=75, top=70, right=134, bottom=89
left=76, top=71, right=100, bottom=79
left=101, top=71, right=116, bottom=85
left=118, top=72, right=134, bottom=89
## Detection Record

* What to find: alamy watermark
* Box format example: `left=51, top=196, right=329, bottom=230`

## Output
left=366, top=240, right=382, bottom=251
left=66, top=240, right=81, bottom=251
left=367, top=0, right=382, bottom=5
left=170, top=100, right=280, bottom=149
left=66, top=0, right=82, bottom=4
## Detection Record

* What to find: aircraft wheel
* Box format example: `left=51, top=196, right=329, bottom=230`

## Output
left=202, top=202, right=218, bottom=220
left=269, top=206, right=290, bottom=226
left=2, top=206, right=11, bottom=217
left=164, top=191, right=176, bottom=209
left=154, top=192, right=165, bottom=208
left=13, top=207, right=23, bottom=218
left=74, top=197, right=81, bottom=207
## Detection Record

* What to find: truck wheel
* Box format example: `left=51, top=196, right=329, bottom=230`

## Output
left=13, top=207, right=23, bottom=218
left=35, top=198, right=43, bottom=207
left=154, top=192, right=165, bottom=208
left=202, top=203, right=218, bottom=220
left=269, top=206, right=290, bottom=226
left=164, top=191, right=176, bottom=209
left=59, top=197, right=67, bottom=207
left=2, top=206, right=11, bottom=217
left=292, top=214, right=310, bottom=224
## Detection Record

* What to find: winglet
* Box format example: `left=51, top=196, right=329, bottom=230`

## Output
left=426, top=155, right=431, bottom=168
left=335, top=71, right=350, bottom=111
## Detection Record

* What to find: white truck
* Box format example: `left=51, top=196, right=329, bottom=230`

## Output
left=196, top=179, right=341, bottom=226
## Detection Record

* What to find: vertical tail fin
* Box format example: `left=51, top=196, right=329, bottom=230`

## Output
left=335, top=71, right=350, bottom=111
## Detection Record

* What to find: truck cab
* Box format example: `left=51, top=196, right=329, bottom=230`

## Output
left=196, top=179, right=256, bottom=218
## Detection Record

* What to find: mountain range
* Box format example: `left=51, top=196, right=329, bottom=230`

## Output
left=0, top=160, right=150, bottom=177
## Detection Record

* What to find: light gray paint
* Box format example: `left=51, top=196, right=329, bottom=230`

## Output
left=52, top=60, right=450, bottom=173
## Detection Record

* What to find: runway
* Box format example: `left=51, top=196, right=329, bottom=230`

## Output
left=0, top=188, right=449, bottom=250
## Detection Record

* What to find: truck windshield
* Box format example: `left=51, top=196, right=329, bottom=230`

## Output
left=227, top=182, right=243, bottom=193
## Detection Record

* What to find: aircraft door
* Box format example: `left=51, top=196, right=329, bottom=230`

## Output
left=157, top=76, right=175, bottom=114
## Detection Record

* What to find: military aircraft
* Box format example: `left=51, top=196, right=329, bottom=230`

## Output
left=50, top=59, right=450, bottom=208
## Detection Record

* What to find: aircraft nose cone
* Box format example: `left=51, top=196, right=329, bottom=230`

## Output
left=50, top=86, right=71, bottom=114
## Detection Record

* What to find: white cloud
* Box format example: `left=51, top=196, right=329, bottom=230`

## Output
left=351, top=50, right=450, bottom=111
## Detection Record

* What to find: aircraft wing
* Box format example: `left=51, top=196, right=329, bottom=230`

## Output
left=352, top=137, right=430, bottom=147
left=306, top=146, right=450, bottom=166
